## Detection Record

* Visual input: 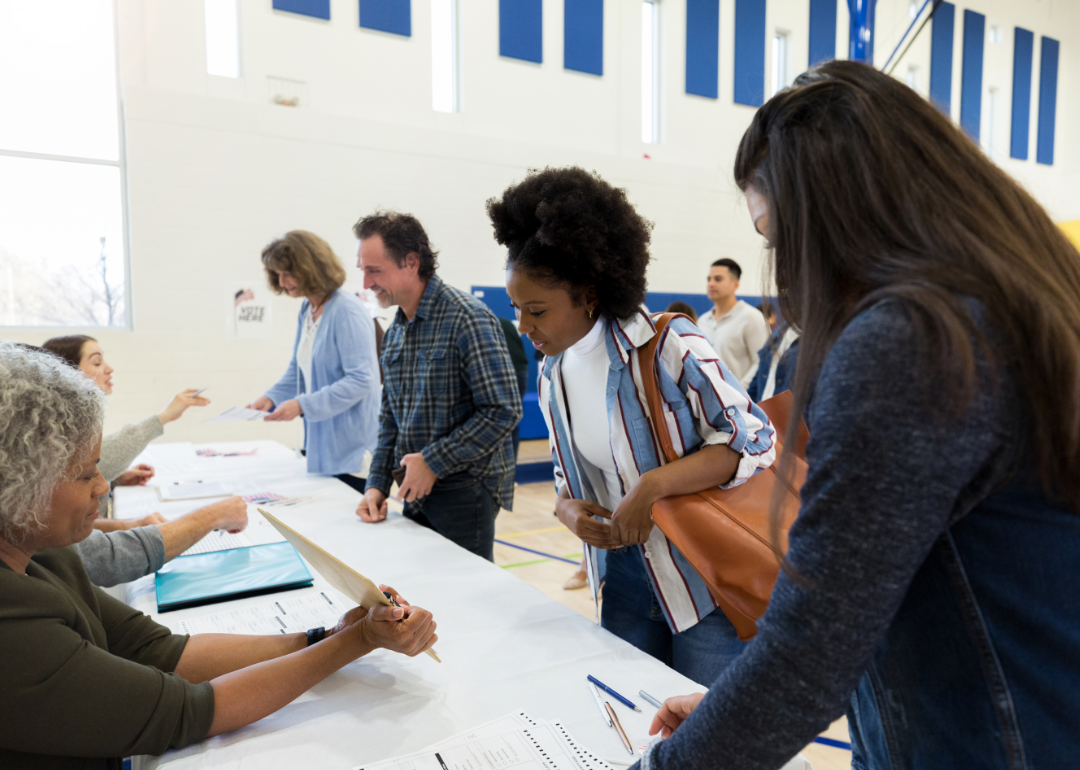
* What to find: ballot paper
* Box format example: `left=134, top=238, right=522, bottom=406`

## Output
left=172, top=590, right=347, bottom=635
left=158, top=480, right=233, bottom=501
left=180, top=530, right=254, bottom=556
left=204, top=406, right=268, bottom=422
left=354, top=711, right=615, bottom=770
left=258, top=508, right=441, bottom=662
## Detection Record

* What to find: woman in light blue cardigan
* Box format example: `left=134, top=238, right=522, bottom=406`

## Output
left=249, top=231, right=380, bottom=491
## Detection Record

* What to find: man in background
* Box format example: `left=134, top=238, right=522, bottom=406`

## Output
left=353, top=211, right=521, bottom=561
left=698, top=258, right=770, bottom=389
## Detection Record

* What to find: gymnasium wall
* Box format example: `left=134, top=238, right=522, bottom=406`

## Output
left=4, top=0, right=1077, bottom=445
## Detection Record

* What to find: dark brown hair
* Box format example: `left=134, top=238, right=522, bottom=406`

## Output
left=261, top=231, right=347, bottom=298
left=735, top=60, right=1080, bottom=515
left=41, top=335, right=96, bottom=370
left=353, top=211, right=439, bottom=281
left=710, top=258, right=743, bottom=281
left=665, top=301, right=698, bottom=323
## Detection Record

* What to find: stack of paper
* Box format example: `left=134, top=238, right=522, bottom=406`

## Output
left=172, top=591, right=347, bottom=635
left=204, top=406, right=268, bottom=422
left=355, top=710, right=617, bottom=770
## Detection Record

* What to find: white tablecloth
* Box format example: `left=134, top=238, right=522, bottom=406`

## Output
left=116, top=440, right=809, bottom=770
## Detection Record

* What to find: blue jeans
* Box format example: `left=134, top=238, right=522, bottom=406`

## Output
left=403, top=471, right=497, bottom=561
left=601, top=546, right=745, bottom=687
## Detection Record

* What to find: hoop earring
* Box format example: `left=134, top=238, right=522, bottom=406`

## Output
left=588, top=308, right=595, bottom=319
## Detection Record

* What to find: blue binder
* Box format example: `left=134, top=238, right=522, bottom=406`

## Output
left=156, top=542, right=314, bottom=612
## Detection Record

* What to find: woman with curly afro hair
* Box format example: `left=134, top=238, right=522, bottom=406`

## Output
left=489, top=167, right=777, bottom=685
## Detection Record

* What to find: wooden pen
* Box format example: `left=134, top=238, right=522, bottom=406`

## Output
left=605, top=702, right=634, bottom=755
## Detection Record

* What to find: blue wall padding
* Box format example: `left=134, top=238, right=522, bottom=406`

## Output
left=1010, top=27, right=1034, bottom=160
left=685, top=0, right=720, bottom=98
left=520, top=393, right=548, bottom=441
left=733, top=0, right=766, bottom=107
left=564, top=0, right=603, bottom=75
left=273, top=0, right=330, bottom=20
left=359, top=0, right=411, bottom=36
left=959, top=10, right=984, bottom=139
left=808, top=0, right=837, bottom=66
left=929, top=1, right=955, bottom=115
left=1037, top=36, right=1059, bottom=166
left=500, top=0, right=543, bottom=63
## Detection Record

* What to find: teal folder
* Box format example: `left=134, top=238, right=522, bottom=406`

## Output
left=156, top=542, right=314, bottom=612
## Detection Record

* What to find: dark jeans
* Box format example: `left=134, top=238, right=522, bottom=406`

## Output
left=334, top=474, right=367, bottom=494
left=403, top=471, right=497, bottom=561
left=601, top=546, right=745, bottom=687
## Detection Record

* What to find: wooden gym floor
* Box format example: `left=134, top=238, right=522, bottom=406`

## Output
left=497, top=440, right=853, bottom=770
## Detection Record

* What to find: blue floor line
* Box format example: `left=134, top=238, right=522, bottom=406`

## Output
left=494, top=539, right=579, bottom=565
left=813, top=736, right=852, bottom=750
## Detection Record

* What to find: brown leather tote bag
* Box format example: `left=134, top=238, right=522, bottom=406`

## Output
left=640, top=313, right=809, bottom=641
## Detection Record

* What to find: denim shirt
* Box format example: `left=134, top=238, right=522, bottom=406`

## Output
left=637, top=299, right=1080, bottom=770
left=264, top=290, right=381, bottom=476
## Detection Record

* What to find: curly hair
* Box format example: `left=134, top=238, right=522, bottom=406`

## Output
left=0, top=342, right=106, bottom=543
left=486, top=167, right=653, bottom=321
left=262, top=231, right=347, bottom=298
left=353, top=211, right=440, bottom=281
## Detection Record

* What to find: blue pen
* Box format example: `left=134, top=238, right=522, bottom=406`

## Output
left=587, top=675, right=641, bottom=712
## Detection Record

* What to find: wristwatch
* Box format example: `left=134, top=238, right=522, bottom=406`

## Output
left=306, top=626, right=326, bottom=646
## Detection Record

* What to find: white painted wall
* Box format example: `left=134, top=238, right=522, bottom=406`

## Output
left=5, top=0, right=1077, bottom=447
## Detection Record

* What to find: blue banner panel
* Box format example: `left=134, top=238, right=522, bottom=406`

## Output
left=686, top=0, right=720, bottom=98
left=959, top=9, right=984, bottom=139
left=564, top=0, right=603, bottom=75
left=272, top=0, right=330, bottom=20
left=500, top=0, right=543, bottom=63
left=359, top=0, right=411, bottom=36
left=1037, top=36, right=1059, bottom=165
left=929, top=1, right=955, bottom=115
left=1010, top=27, right=1034, bottom=160
left=733, top=0, right=766, bottom=107
left=808, top=0, right=837, bottom=66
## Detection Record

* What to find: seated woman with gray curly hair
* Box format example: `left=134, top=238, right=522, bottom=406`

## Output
left=0, top=342, right=438, bottom=770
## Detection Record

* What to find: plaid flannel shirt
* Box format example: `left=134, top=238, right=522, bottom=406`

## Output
left=366, top=274, right=521, bottom=510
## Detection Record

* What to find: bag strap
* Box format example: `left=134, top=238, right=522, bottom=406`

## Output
left=638, top=313, right=688, bottom=466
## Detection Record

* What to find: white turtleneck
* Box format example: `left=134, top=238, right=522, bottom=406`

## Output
left=560, top=319, right=622, bottom=510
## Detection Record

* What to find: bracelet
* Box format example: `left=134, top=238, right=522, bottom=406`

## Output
left=306, top=626, right=325, bottom=646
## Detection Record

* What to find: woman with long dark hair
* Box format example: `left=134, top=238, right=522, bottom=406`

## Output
left=635, top=61, right=1080, bottom=769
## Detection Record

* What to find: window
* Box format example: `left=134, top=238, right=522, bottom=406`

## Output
left=205, top=0, right=241, bottom=78
left=0, top=0, right=128, bottom=328
left=432, top=0, right=460, bottom=112
left=641, top=0, right=660, bottom=144
left=906, top=64, right=921, bottom=92
left=987, top=86, right=999, bottom=159
left=770, top=31, right=790, bottom=97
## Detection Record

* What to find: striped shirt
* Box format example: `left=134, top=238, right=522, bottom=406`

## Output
left=540, top=311, right=777, bottom=633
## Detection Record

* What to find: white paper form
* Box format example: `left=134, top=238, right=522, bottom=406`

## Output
left=173, top=590, right=348, bottom=636
left=180, top=531, right=254, bottom=556
left=204, top=406, right=268, bottom=423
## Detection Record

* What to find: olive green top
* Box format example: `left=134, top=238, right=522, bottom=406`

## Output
left=0, top=546, right=214, bottom=769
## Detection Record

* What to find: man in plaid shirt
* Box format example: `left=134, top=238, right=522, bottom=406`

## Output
left=353, top=211, right=521, bottom=560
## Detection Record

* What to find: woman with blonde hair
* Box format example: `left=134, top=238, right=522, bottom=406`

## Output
left=249, top=231, right=380, bottom=491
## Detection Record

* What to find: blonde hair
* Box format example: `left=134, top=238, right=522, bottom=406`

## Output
left=261, top=231, right=347, bottom=298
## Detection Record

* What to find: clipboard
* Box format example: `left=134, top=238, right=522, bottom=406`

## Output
left=257, top=508, right=441, bottom=662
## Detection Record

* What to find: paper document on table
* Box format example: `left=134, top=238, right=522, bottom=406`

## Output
left=355, top=711, right=615, bottom=770
left=158, top=480, right=232, bottom=501
left=180, top=530, right=254, bottom=556
left=257, top=508, right=441, bottom=662
left=204, top=406, right=267, bottom=422
left=172, top=590, right=347, bottom=635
